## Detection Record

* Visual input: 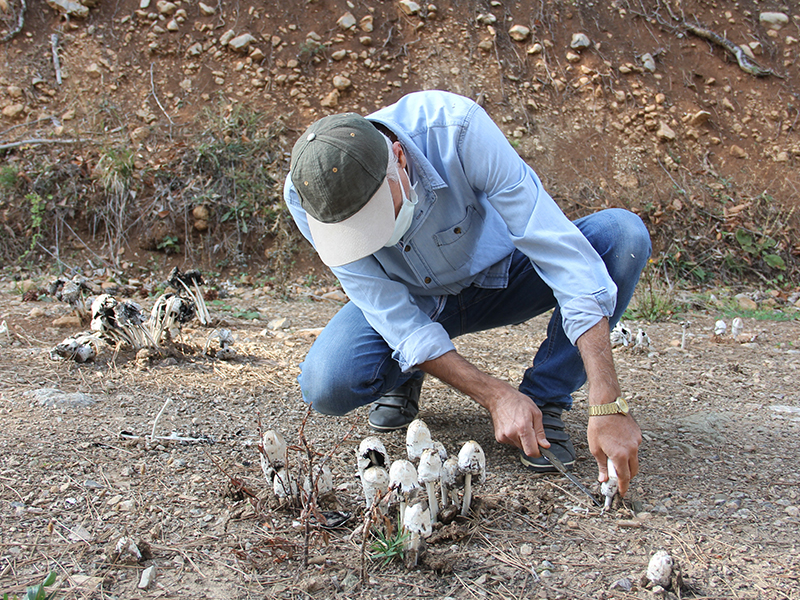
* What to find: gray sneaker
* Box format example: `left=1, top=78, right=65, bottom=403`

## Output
left=519, top=403, right=575, bottom=472
left=368, top=376, right=424, bottom=431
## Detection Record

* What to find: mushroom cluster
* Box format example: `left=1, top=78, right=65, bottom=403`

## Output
left=47, top=274, right=96, bottom=322
left=168, top=267, right=210, bottom=325
left=91, top=294, right=156, bottom=350
left=259, top=429, right=332, bottom=505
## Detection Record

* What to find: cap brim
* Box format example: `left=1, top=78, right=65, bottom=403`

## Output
left=306, top=177, right=395, bottom=267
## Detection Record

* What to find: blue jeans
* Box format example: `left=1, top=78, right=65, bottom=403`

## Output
left=299, top=209, right=651, bottom=415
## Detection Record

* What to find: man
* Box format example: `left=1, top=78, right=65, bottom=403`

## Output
left=284, top=90, right=650, bottom=496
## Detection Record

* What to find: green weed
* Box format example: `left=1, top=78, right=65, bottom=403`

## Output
left=369, top=520, right=409, bottom=567
left=3, top=571, right=57, bottom=600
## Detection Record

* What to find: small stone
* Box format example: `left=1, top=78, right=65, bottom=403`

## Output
left=656, top=122, right=676, bottom=142
left=52, top=315, right=81, bottom=328
left=570, top=32, right=591, bottom=49
left=198, top=2, right=215, bottom=16
left=337, top=11, right=357, bottom=29
left=229, top=33, right=255, bottom=52
left=2, top=104, right=24, bottom=118
left=610, top=578, right=633, bottom=591
left=520, top=543, right=533, bottom=556
left=360, top=15, right=373, bottom=32
left=359, top=36, right=372, bottom=46
left=398, top=0, right=421, bottom=16
left=166, top=19, right=178, bottom=31
left=476, top=13, right=497, bottom=25
left=138, top=565, right=157, bottom=589
left=641, top=53, right=656, bottom=72
left=527, top=42, right=542, bottom=54
left=332, top=75, right=352, bottom=90
left=688, top=110, right=711, bottom=126
left=321, top=290, right=348, bottom=303
left=735, top=293, right=757, bottom=309
left=219, top=30, right=235, bottom=46
left=729, top=145, right=747, bottom=159
left=46, top=0, right=89, bottom=18
left=785, top=506, right=799, bottom=517
left=566, top=51, right=581, bottom=63
left=508, top=24, right=530, bottom=42
left=268, top=317, right=291, bottom=330
left=156, top=1, right=176, bottom=15
left=320, top=89, right=340, bottom=108
left=477, top=40, right=494, bottom=52
left=759, top=12, right=789, bottom=30
left=7, top=85, right=22, bottom=98
left=250, top=48, right=264, bottom=61
left=187, top=42, right=203, bottom=56
left=130, top=126, right=150, bottom=145
left=86, top=63, right=102, bottom=78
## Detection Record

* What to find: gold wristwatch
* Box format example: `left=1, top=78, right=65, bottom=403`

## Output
left=588, top=396, right=630, bottom=416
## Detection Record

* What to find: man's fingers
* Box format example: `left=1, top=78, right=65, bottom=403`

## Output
left=595, top=451, right=609, bottom=483
left=614, top=457, right=632, bottom=497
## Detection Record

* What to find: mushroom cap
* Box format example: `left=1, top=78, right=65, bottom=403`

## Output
left=714, top=319, right=727, bottom=335
left=305, top=464, right=334, bottom=496
left=646, top=550, right=674, bottom=587
left=417, top=447, right=443, bottom=484
left=272, top=468, right=298, bottom=499
left=406, top=419, right=433, bottom=461
left=457, top=440, right=486, bottom=483
left=362, top=465, right=389, bottom=494
left=441, top=456, right=463, bottom=488
left=432, top=440, right=448, bottom=461
left=388, top=459, right=419, bottom=494
left=261, top=430, right=287, bottom=465
left=403, top=500, right=432, bottom=537
left=731, top=317, right=744, bottom=337
left=357, top=436, right=389, bottom=474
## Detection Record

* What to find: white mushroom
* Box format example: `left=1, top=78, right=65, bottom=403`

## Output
left=406, top=419, right=433, bottom=462
left=680, top=320, right=690, bottom=350
left=168, top=267, right=210, bottom=325
left=457, top=441, right=486, bottom=517
left=303, top=464, right=333, bottom=498
left=356, top=436, right=389, bottom=476
left=403, top=499, right=432, bottom=567
left=50, top=332, right=99, bottom=363
left=361, top=465, right=389, bottom=510
left=731, top=317, right=744, bottom=339
left=432, top=440, right=448, bottom=462
left=634, top=328, right=650, bottom=352
left=646, top=550, right=674, bottom=588
left=272, top=467, right=299, bottom=501
left=259, top=429, right=287, bottom=481
left=388, top=459, right=419, bottom=525
left=440, top=456, right=463, bottom=507
left=417, top=448, right=442, bottom=522
left=714, top=319, right=727, bottom=336
left=601, top=457, right=619, bottom=513
left=610, top=320, right=631, bottom=347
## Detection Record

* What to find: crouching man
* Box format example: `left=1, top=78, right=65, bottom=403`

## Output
left=284, top=90, right=650, bottom=495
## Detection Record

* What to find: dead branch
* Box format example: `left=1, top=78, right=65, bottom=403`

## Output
left=0, top=138, right=84, bottom=150
left=0, top=0, right=25, bottom=43
left=51, top=33, right=62, bottom=85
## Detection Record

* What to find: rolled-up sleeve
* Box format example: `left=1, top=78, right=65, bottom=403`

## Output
left=458, top=102, right=617, bottom=344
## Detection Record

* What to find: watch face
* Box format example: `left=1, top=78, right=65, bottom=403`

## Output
left=617, top=397, right=629, bottom=414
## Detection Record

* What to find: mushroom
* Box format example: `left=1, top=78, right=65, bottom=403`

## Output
left=204, top=328, right=236, bottom=360
left=149, top=293, right=196, bottom=343
left=115, top=300, right=157, bottom=349
left=680, top=320, right=691, bottom=350
left=388, top=459, right=419, bottom=525
left=259, top=429, right=287, bottom=481
left=50, top=332, right=99, bottom=363
left=634, top=328, right=650, bottom=352
left=303, top=464, right=334, bottom=499
left=440, top=456, right=463, bottom=507
left=714, top=319, right=727, bottom=337
left=406, top=419, right=433, bottom=462
left=356, top=436, right=389, bottom=476
left=361, top=465, right=389, bottom=510
left=610, top=320, right=631, bottom=347
left=417, top=448, right=442, bottom=522
left=601, top=457, right=619, bottom=513
left=272, top=467, right=299, bottom=501
left=168, top=267, right=210, bottom=325
left=646, top=550, right=674, bottom=588
left=403, top=499, right=432, bottom=568
left=731, top=317, right=744, bottom=340
left=457, top=440, right=486, bottom=517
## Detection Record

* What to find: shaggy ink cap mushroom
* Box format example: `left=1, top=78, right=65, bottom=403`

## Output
left=440, top=456, right=463, bottom=507
left=356, top=436, right=389, bottom=476
left=406, top=419, right=433, bottom=462
left=361, top=465, right=389, bottom=510
left=259, top=429, right=287, bottom=481
left=389, top=459, right=419, bottom=525
left=457, top=440, right=486, bottom=517
left=403, top=499, right=432, bottom=566
left=601, top=457, right=619, bottom=512
left=418, top=448, right=443, bottom=522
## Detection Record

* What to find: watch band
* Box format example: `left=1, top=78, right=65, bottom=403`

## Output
left=588, top=396, right=629, bottom=416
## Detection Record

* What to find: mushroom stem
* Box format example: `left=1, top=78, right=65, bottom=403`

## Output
left=440, top=481, right=449, bottom=506
left=425, top=482, right=438, bottom=522
left=461, top=473, right=473, bottom=517
left=406, top=531, right=422, bottom=567
left=399, top=500, right=407, bottom=527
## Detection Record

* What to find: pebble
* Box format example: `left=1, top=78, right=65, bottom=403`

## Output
left=520, top=543, right=533, bottom=556
left=785, top=506, right=799, bottom=517
left=610, top=577, right=632, bottom=591
left=641, top=53, right=656, bottom=72
left=656, top=122, right=676, bottom=142
left=759, top=12, right=789, bottom=30
left=138, top=565, right=157, bottom=589
left=398, top=0, right=421, bottom=16
left=570, top=33, right=591, bottom=49
left=508, top=25, right=530, bottom=41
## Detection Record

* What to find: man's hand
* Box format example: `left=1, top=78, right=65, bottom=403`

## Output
left=587, top=413, right=641, bottom=496
left=576, top=317, right=641, bottom=496
left=419, top=350, right=548, bottom=458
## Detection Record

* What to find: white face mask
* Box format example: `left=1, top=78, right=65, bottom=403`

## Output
left=384, top=169, right=418, bottom=247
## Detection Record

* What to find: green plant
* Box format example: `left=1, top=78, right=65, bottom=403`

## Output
left=369, top=518, right=409, bottom=567
left=624, top=262, right=685, bottom=321
left=0, top=165, right=18, bottom=191
left=156, top=235, right=180, bottom=254
left=3, top=571, right=57, bottom=600
left=20, top=192, right=47, bottom=262
left=733, top=228, right=786, bottom=271
left=298, top=40, right=325, bottom=63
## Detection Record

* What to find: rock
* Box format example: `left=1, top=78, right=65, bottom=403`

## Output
left=359, top=36, right=372, bottom=46
left=656, top=122, right=676, bottom=142
left=46, top=0, right=89, bottom=18
left=477, top=40, right=493, bottom=52
left=759, top=12, right=788, bottom=30
left=219, top=29, right=235, bottom=46
left=198, top=2, right=215, bottom=16
left=321, top=290, right=348, bottom=303
left=610, top=578, right=633, bottom=591
left=138, top=565, right=157, bottom=589
left=29, top=307, right=46, bottom=318
left=331, top=50, right=348, bottom=61
left=52, top=315, right=82, bottom=328
left=527, top=42, right=543, bottom=54
left=729, top=145, right=747, bottom=159
left=23, top=388, right=96, bottom=408
left=570, top=32, right=591, bottom=49
left=267, top=317, right=291, bottom=330
left=508, top=25, right=530, bottom=42
left=166, top=19, right=179, bottom=31
left=320, top=89, right=340, bottom=108
left=156, top=1, right=176, bottom=15
left=7, top=85, right=22, bottom=98
left=785, top=506, right=799, bottom=517
left=688, top=110, right=711, bottom=126
left=332, top=75, right=352, bottom=90
left=476, top=13, right=497, bottom=25
left=360, top=15, right=373, bottom=32
left=337, top=12, right=356, bottom=30
left=130, top=126, right=150, bottom=145
left=520, top=543, right=533, bottom=556
left=398, top=0, right=421, bottom=16
left=2, top=104, right=24, bottom=118
left=566, top=51, right=581, bottom=63
left=735, top=293, right=757, bottom=309
left=229, top=34, right=255, bottom=52
left=187, top=42, right=203, bottom=56
left=641, top=52, right=656, bottom=72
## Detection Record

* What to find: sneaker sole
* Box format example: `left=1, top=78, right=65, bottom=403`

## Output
left=368, top=420, right=412, bottom=432
left=519, top=452, right=575, bottom=473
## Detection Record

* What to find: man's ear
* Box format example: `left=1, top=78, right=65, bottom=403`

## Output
left=392, top=141, right=407, bottom=169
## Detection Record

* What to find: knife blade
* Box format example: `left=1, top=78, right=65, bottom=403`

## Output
left=539, top=447, right=602, bottom=507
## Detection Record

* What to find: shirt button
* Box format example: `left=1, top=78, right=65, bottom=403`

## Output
left=424, top=277, right=431, bottom=284
left=404, top=245, right=411, bottom=252
left=454, top=227, right=462, bottom=234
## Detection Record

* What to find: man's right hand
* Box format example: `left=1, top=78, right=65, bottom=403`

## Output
left=420, top=350, right=549, bottom=457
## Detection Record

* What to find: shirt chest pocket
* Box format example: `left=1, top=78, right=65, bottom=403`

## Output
left=432, top=205, right=484, bottom=271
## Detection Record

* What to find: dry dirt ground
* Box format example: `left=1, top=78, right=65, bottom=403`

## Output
left=1, top=282, right=799, bottom=600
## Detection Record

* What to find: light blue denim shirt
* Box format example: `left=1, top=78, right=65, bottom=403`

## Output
left=284, top=91, right=617, bottom=372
